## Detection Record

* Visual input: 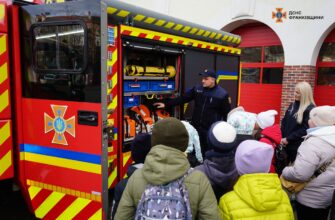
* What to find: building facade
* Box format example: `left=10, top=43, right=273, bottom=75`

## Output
left=120, top=0, right=335, bottom=118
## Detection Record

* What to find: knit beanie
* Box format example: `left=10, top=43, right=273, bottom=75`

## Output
left=151, top=117, right=189, bottom=152
left=235, top=140, right=274, bottom=175
left=207, top=121, right=237, bottom=154
left=131, top=133, right=152, bottom=164
left=310, top=105, right=335, bottom=127
left=227, top=106, right=245, bottom=119
left=256, top=110, right=278, bottom=129
left=227, top=111, right=257, bottom=135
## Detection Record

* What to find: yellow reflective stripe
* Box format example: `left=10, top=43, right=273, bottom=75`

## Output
left=123, top=152, right=131, bottom=167
left=133, top=14, right=145, bottom=22
left=182, top=26, right=191, bottom=33
left=0, top=121, right=10, bottom=145
left=28, top=186, right=42, bottom=200
left=236, top=38, right=241, bottom=44
left=0, top=35, right=6, bottom=56
left=222, top=35, right=228, bottom=41
left=20, top=152, right=24, bottom=160
left=144, top=17, right=155, bottom=24
left=215, top=33, right=222, bottom=40
left=0, top=62, right=8, bottom=84
left=88, top=209, right=102, bottom=220
left=164, top=22, right=174, bottom=28
left=108, top=166, right=117, bottom=188
left=183, top=103, right=189, bottom=113
left=203, top=31, right=211, bottom=37
left=112, top=72, right=118, bottom=90
left=28, top=179, right=100, bottom=202
left=217, top=75, right=238, bottom=82
left=189, top=28, right=198, bottom=34
left=107, top=118, right=114, bottom=126
left=107, top=7, right=117, bottom=15
left=0, top=150, right=11, bottom=176
left=108, top=95, right=117, bottom=110
left=196, top=29, right=205, bottom=36
left=23, top=152, right=101, bottom=174
left=227, top=36, right=233, bottom=42
left=173, top=24, right=183, bottom=31
left=155, top=19, right=166, bottom=26
left=120, top=26, right=241, bottom=55
left=35, top=192, right=65, bottom=219
left=117, top=10, right=130, bottom=17
left=160, top=36, right=167, bottom=41
left=209, top=32, right=217, bottom=39
left=146, top=33, right=155, bottom=39
left=57, top=198, right=90, bottom=220
left=0, top=4, right=5, bottom=21
left=112, top=50, right=118, bottom=66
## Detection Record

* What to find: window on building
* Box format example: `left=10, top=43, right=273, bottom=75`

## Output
left=319, top=42, right=335, bottom=62
left=241, top=45, right=284, bottom=84
left=317, top=42, right=335, bottom=86
left=241, top=47, right=261, bottom=62
left=241, top=68, right=260, bottom=83
left=317, top=67, right=335, bottom=86
left=262, top=68, right=283, bottom=84
left=264, top=46, right=284, bottom=63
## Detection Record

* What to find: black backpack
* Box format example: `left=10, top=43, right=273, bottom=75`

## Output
left=274, top=144, right=288, bottom=175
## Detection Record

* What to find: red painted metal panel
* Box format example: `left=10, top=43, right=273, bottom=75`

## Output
left=22, top=99, right=102, bottom=155
left=24, top=161, right=101, bottom=193
left=316, top=28, right=335, bottom=105
left=0, top=33, right=10, bottom=119
left=239, top=84, right=282, bottom=123
left=72, top=201, right=101, bottom=220
left=314, top=86, right=335, bottom=106
left=0, top=119, right=13, bottom=180
left=232, top=23, right=282, bottom=47
left=0, top=2, right=7, bottom=33
left=42, top=195, right=77, bottom=220
left=324, top=28, right=335, bottom=42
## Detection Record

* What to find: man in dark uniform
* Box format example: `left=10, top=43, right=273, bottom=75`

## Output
left=154, top=69, right=231, bottom=155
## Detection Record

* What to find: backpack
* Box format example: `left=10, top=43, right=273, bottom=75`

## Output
left=274, top=144, right=288, bottom=175
left=135, top=169, right=193, bottom=220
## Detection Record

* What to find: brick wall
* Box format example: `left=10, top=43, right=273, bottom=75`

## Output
left=280, top=65, right=316, bottom=117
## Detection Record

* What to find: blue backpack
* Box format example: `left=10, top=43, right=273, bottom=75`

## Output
left=135, top=169, right=193, bottom=220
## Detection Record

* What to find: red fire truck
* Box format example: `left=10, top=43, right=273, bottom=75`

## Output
left=0, top=0, right=241, bottom=219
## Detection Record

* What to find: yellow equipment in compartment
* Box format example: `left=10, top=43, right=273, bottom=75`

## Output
left=124, top=65, right=176, bottom=78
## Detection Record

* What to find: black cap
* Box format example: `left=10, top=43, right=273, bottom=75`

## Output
left=199, top=69, right=216, bottom=78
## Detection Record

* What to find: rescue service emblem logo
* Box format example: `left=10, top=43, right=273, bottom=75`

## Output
left=44, top=105, right=75, bottom=145
left=272, top=8, right=287, bottom=23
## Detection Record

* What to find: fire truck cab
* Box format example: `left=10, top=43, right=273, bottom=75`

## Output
left=0, top=0, right=241, bottom=219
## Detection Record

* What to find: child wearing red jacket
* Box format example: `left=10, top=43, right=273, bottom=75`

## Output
left=256, top=110, right=281, bottom=173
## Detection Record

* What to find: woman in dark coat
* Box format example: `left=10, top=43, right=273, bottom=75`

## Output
left=281, top=81, right=315, bottom=163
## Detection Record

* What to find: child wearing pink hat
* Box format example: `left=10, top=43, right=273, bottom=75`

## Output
left=219, top=140, right=294, bottom=220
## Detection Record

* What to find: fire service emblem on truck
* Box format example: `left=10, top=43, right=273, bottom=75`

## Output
left=44, top=105, right=76, bottom=145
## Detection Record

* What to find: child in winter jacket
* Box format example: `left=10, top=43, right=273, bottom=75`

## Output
left=110, top=133, right=152, bottom=219
left=181, top=121, right=203, bottom=167
left=219, top=140, right=294, bottom=220
left=115, top=118, right=219, bottom=220
left=195, top=121, right=239, bottom=201
left=256, top=110, right=281, bottom=173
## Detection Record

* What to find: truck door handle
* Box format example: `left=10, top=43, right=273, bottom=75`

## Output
left=78, top=111, right=98, bottom=126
